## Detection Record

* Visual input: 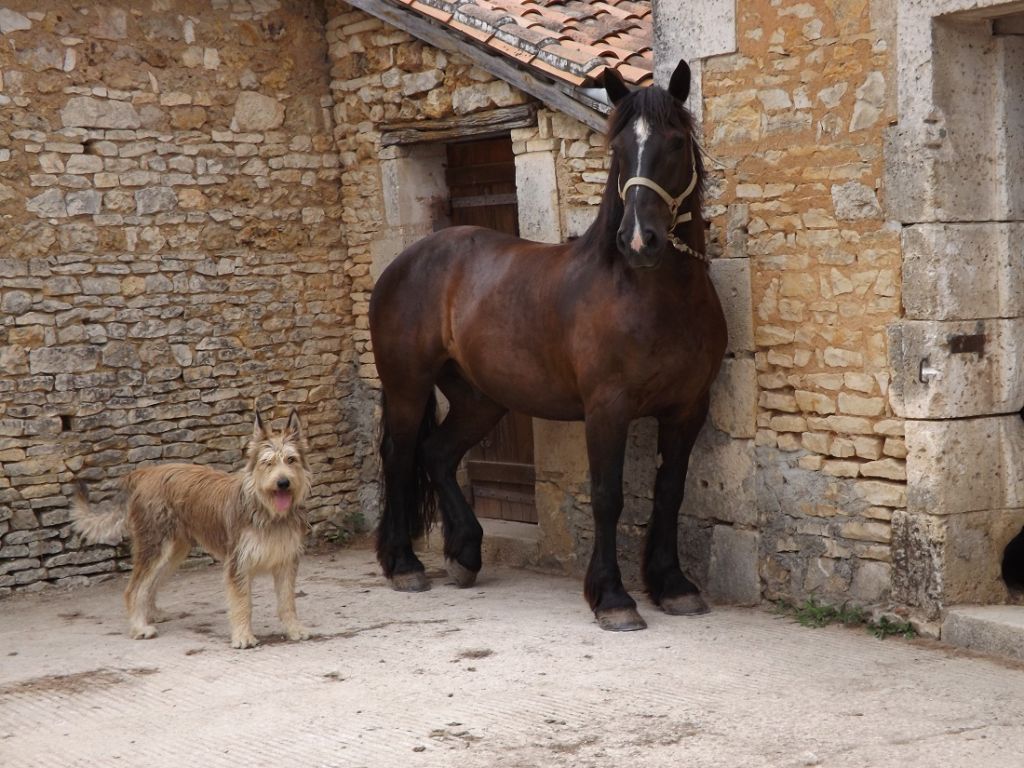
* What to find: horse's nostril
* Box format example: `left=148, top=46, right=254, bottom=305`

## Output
left=277, top=478, right=290, bottom=489
left=642, top=229, right=657, bottom=247
left=616, top=228, right=629, bottom=253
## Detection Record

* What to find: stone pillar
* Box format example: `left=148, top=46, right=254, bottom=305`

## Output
left=374, top=143, right=448, bottom=279
left=651, top=0, right=760, bottom=605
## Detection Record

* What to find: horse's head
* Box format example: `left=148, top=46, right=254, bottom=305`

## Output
left=604, top=61, right=702, bottom=269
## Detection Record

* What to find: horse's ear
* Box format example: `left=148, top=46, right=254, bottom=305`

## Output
left=601, top=67, right=630, bottom=106
left=668, top=59, right=691, bottom=103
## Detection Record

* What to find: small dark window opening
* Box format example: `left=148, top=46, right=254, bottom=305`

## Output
left=60, top=415, right=73, bottom=432
left=1001, top=527, right=1024, bottom=593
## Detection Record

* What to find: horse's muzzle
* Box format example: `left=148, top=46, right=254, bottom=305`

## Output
left=616, top=224, right=665, bottom=269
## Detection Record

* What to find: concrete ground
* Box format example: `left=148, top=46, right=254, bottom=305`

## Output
left=2, top=547, right=1024, bottom=768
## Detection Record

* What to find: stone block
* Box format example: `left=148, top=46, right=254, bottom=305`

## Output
left=380, top=143, right=447, bottom=229
left=943, top=606, right=1024, bottom=662
left=233, top=92, right=284, bottom=131
left=902, top=223, right=1024, bottom=322
left=710, top=258, right=753, bottom=354
left=685, top=427, right=756, bottom=526
left=710, top=357, right=756, bottom=438
left=400, top=70, right=442, bottom=96
left=29, top=345, right=99, bottom=375
left=60, top=97, right=140, bottom=129
left=888, top=318, right=1024, bottom=419
left=831, top=181, right=881, bottom=220
left=135, top=187, right=178, bottom=215
left=514, top=151, right=560, bottom=243
left=26, top=188, right=67, bottom=218
left=533, top=419, right=588, bottom=486
left=66, top=190, right=101, bottom=216
left=563, top=206, right=596, bottom=238
left=706, top=525, right=760, bottom=605
left=850, top=560, right=891, bottom=603
left=896, top=507, right=1024, bottom=616
left=0, top=8, right=31, bottom=33
left=905, top=415, right=1024, bottom=517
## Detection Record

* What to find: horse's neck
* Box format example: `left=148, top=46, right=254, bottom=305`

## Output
left=577, top=164, right=626, bottom=259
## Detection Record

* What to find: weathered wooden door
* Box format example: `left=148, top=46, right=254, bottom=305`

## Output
left=446, top=137, right=537, bottom=524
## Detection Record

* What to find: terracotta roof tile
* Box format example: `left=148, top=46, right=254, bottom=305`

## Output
left=410, top=0, right=453, bottom=22
left=396, top=0, right=653, bottom=89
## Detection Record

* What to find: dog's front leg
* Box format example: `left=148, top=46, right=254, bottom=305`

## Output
left=274, top=557, right=309, bottom=641
left=225, top=559, right=258, bottom=649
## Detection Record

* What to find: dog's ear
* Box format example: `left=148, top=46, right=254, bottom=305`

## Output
left=253, top=403, right=269, bottom=442
left=284, top=408, right=304, bottom=444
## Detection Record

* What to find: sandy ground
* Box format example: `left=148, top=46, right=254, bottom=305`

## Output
left=2, top=547, right=1024, bottom=768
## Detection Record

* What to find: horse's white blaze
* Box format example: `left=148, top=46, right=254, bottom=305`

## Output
left=628, top=117, right=650, bottom=252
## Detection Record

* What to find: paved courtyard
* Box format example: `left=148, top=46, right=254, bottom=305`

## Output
left=2, top=547, right=1023, bottom=767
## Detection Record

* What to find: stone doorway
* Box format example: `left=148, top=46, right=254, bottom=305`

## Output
left=888, top=1, right=1024, bottom=621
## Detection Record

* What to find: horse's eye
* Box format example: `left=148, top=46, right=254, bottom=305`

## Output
left=668, top=136, right=686, bottom=151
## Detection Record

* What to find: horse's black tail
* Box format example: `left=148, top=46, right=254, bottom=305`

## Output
left=376, top=389, right=439, bottom=572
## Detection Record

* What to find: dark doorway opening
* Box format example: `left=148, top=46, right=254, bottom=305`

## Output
left=1002, top=527, right=1024, bottom=594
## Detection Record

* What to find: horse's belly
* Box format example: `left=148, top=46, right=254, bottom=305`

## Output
left=452, top=349, right=584, bottom=421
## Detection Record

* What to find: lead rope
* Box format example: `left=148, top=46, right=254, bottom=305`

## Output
left=618, top=148, right=708, bottom=264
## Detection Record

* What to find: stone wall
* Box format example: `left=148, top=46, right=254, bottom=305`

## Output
left=697, top=0, right=905, bottom=608
left=0, top=0, right=359, bottom=595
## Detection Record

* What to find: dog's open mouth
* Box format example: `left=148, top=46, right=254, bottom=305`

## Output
left=274, top=490, right=292, bottom=513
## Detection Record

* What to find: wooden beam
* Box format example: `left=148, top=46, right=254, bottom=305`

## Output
left=380, top=104, right=538, bottom=146
left=343, top=0, right=609, bottom=133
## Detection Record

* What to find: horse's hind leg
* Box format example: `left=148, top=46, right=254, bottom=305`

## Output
left=426, top=367, right=507, bottom=587
left=643, top=402, right=710, bottom=615
left=378, top=384, right=438, bottom=592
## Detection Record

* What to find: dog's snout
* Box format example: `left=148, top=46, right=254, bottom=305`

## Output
left=277, top=477, right=290, bottom=490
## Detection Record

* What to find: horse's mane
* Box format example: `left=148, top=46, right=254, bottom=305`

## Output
left=575, top=86, right=705, bottom=258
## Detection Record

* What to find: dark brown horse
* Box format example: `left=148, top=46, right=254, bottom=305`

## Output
left=369, top=60, right=727, bottom=631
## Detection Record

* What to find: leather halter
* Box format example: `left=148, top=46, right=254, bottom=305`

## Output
left=617, top=148, right=706, bottom=263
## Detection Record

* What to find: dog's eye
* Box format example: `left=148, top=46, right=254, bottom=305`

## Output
left=286, top=456, right=297, bottom=464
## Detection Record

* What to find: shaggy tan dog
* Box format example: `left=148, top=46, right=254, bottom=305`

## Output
left=72, top=407, right=312, bottom=648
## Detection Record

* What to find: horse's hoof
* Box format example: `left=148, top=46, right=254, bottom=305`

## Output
left=446, top=559, right=478, bottom=588
left=596, top=607, right=647, bottom=632
left=661, top=593, right=709, bottom=616
left=391, top=571, right=430, bottom=592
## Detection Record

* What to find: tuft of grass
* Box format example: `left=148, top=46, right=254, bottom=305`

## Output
left=777, top=598, right=917, bottom=640
left=868, top=615, right=917, bottom=639
left=792, top=597, right=864, bottom=628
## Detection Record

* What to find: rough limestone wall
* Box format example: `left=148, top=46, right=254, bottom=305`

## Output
left=325, top=1, right=529, bottom=525
left=0, top=0, right=356, bottom=596
left=700, top=0, right=904, bottom=607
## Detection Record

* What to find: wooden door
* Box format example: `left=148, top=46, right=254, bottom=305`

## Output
left=446, top=137, right=537, bottom=524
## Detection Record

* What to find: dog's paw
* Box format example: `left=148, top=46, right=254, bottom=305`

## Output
left=230, top=633, right=259, bottom=649
left=131, top=625, right=158, bottom=640
left=286, top=624, right=310, bottom=642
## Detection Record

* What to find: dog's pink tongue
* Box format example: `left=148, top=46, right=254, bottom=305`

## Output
left=274, top=491, right=292, bottom=512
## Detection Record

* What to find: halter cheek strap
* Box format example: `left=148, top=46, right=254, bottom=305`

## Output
left=618, top=149, right=706, bottom=263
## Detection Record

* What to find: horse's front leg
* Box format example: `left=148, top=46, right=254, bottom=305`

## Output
left=584, top=401, right=646, bottom=631
left=643, top=404, right=709, bottom=615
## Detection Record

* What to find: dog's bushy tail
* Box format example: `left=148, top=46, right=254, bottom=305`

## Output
left=70, top=480, right=127, bottom=545
left=376, top=390, right=439, bottom=571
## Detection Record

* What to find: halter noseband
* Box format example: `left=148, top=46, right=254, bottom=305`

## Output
left=617, top=148, right=706, bottom=263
